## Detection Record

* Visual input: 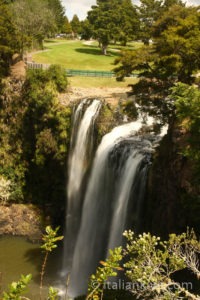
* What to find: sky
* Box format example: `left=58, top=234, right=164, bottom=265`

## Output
left=61, top=0, right=200, bottom=21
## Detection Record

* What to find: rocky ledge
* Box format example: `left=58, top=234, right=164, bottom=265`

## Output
left=0, top=204, right=43, bottom=240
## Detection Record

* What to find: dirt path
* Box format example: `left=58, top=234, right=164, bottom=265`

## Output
left=59, top=86, right=133, bottom=107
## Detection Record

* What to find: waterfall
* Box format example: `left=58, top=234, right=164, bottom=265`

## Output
left=68, top=117, right=155, bottom=297
left=64, top=99, right=102, bottom=270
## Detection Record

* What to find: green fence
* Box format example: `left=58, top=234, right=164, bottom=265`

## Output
left=27, top=63, right=138, bottom=78
left=66, top=69, right=115, bottom=77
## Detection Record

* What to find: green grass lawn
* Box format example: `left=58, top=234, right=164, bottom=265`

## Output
left=32, top=39, right=141, bottom=71
left=69, top=76, right=138, bottom=88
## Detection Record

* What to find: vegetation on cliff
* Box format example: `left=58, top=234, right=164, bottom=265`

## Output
left=0, top=65, right=71, bottom=218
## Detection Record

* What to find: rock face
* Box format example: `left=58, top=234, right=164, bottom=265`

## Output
left=0, top=204, right=43, bottom=240
left=145, top=121, right=199, bottom=237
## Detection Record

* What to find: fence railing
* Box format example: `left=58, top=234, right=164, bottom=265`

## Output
left=66, top=69, right=115, bottom=77
left=26, top=62, right=138, bottom=78
left=26, top=62, right=50, bottom=70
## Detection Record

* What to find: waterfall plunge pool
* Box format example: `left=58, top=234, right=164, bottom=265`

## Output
left=0, top=236, right=64, bottom=299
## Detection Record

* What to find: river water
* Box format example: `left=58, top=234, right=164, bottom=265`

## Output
left=0, top=236, right=63, bottom=299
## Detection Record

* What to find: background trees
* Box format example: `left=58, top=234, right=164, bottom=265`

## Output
left=70, top=14, right=82, bottom=38
left=0, top=3, right=17, bottom=78
left=10, top=0, right=66, bottom=54
left=114, top=4, right=200, bottom=121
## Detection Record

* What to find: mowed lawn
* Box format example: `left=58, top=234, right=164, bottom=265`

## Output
left=32, top=40, right=142, bottom=71
left=32, top=40, right=119, bottom=71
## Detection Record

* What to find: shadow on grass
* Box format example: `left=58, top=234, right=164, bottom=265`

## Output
left=75, top=47, right=120, bottom=57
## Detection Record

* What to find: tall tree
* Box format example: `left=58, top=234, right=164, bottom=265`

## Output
left=153, top=5, right=200, bottom=83
left=0, top=3, right=17, bottom=77
left=62, top=16, right=72, bottom=34
left=10, top=0, right=59, bottom=53
left=87, top=0, right=139, bottom=54
left=70, top=14, right=82, bottom=38
left=47, top=0, right=66, bottom=32
left=114, top=4, right=200, bottom=123
left=137, top=0, right=184, bottom=45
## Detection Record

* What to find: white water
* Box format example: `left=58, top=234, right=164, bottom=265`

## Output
left=62, top=100, right=168, bottom=297
left=68, top=119, right=153, bottom=297
left=64, top=99, right=101, bottom=270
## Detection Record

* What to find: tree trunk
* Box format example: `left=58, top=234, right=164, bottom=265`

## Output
left=102, top=45, right=107, bottom=55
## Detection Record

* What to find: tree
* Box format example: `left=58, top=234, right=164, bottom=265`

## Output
left=87, top=0, right=139, bottom=55
left=62, top=16, right=72, bottom=35
left=10, top=0, right=57, bottom=53
left=113, top=4, right=200, bottom=122
left=137, top=0, right=184, bottom=45
left=70, top=14, right=82, bottom=38
left=0, top=3, right=17, bottom=77
left=137, top=0, right=163, bottom=45
left=153, top=5, right=200, bottom=83
left=47, top=0, right=66, bottom=33
left=80, top=19, right=93, bottom=40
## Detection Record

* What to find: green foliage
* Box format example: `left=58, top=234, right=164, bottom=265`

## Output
left=20, top=67, right=70, bottom=208
left=40, top=226, right=63, bottom=299
left=88, top=230, right=200, bottom=300
left=47, top=0, right=66, bottom=33
left=48, top=287, right=59, bottom=300
left=10, top=0, right=65, bottom=53
left=1, top=226, right=63, bottom=300
left=171, top=83, right=200, bottom=228
left=70, top=15, right=82, bottom=37
left=87, top=247, right=123, bottom=300
left=3, top=274, right=32, bottom=300
left=172, top=83, right=200, bottom=166
left=41, top=226, right=64, bottom=253
left=87, top=0, right=139, bottom=54
left=0, top=3, right=17, bottom=77
left=0, top=66, right=71, bottom=212
left=153, top=5, right=200, bottom=83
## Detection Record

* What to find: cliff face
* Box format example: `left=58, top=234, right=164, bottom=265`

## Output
left=145, top=120, right=200, bottom=237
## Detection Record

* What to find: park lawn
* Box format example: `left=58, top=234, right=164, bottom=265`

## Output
left=32, top=40, right=142, bottom=71
left=32, top=40, right=119, bottom=71
left=68, top=76, right=138, bottom=88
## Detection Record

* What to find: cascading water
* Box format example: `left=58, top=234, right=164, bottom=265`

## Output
left=61, top=98, right=167, bottom=298
left=64, top=99, right=102, bottom=270
left=67, top=115, right=158, bottom=297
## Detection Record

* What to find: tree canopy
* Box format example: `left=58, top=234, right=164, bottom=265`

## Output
left=0, top=3, right=17, bottom=77
left=87, top=0, right=139, bottom=54
left=10, top=0, right=66, bottom=54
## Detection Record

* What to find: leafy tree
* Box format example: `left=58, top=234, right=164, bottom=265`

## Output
left=0, top=66, right=71, bottom=216
left=0, top=3, right=17, bottom=77
left=169, top=83, right=200, bottom=231
left=87, top=0, right=139, bottom=54
left=70, top=14, right=82, bottom=38
left=62, top=16, right=72, bottom=35
left=137, top=0, right=184, bottom=44
left=80, top=19, right=93, bottom=40
left=153, top=5, right=200, bottom=83
left=21, top=66, right=71, bottom=211
left=114, top=4, right=200, bottom=122
left=137, top=0, right=163, bottom=45
left=10, top=0, right=57, bottom=53
left=47, top=0, right=66, bottom=33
